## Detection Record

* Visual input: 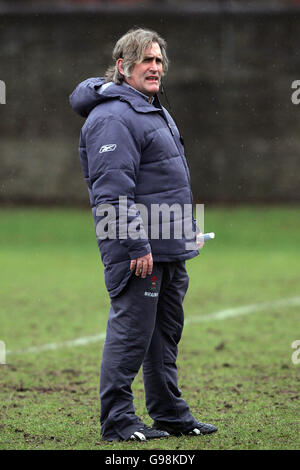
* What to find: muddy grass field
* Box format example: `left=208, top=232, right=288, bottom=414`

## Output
left=0, top=207, right=299, bottom=450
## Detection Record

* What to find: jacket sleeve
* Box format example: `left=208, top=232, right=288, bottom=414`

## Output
left=85, top=115, right=151, bottom=259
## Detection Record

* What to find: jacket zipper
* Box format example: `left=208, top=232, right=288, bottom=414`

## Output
left=161, top=113, right=194, bottom=212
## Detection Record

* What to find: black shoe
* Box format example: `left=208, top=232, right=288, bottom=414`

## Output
left=153, top=420, right=218, bottom=436
left=129, top=424, right=169, bottom=441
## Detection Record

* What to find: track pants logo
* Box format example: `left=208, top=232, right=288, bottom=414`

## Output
left=144, top=275, right=158, bottom=297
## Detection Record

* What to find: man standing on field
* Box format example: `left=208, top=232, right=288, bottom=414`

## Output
left=70, top=28, right=217, bottom=442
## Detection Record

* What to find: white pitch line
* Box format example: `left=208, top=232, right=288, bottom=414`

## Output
left=184, top=296, right=300, bottom=324
left=6, top=333, right=106, bottom=356
left=6, top=296, right=300, bottom=356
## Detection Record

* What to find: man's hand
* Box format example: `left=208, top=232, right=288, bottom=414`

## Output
left=130, top=252, right=153, bottom=278
left=196, top=232, right=205, bottom=250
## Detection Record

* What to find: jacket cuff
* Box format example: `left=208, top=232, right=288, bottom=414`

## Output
left=128, top=243, right=152, bottom=260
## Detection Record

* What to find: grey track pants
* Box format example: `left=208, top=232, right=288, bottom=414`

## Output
left=100, top=261, right=198, bottom=441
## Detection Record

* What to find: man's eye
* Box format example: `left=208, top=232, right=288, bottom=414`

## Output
left=143, top=58, right=162, bottom=63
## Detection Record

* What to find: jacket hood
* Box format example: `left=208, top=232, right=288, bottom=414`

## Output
left=69, top=77, right=109, bottom=118
left=69, top=77, right=162, bottom=118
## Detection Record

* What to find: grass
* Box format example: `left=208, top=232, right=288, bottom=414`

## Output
left=0, top=206, right=299, bottom=450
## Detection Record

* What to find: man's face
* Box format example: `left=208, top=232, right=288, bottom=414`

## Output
left=125, top=42, right=163, bottom=97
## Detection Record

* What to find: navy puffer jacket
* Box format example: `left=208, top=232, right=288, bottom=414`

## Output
left=70, top=78, right=198, bottom=297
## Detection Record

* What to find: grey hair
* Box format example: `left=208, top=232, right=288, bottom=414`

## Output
left=105, top=28, right=169, bottom=84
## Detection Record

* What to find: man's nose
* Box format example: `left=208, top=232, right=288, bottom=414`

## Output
left=149, top=59, right=158, bottom=72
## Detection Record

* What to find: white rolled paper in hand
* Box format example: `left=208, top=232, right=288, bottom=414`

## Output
left=197, top=232, right=215, bottom=243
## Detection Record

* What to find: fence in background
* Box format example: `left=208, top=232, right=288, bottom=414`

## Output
left=1, top=3, right=300, bottom=204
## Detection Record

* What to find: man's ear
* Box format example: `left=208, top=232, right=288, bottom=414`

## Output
left=117, top=58, right=124, bottom=76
